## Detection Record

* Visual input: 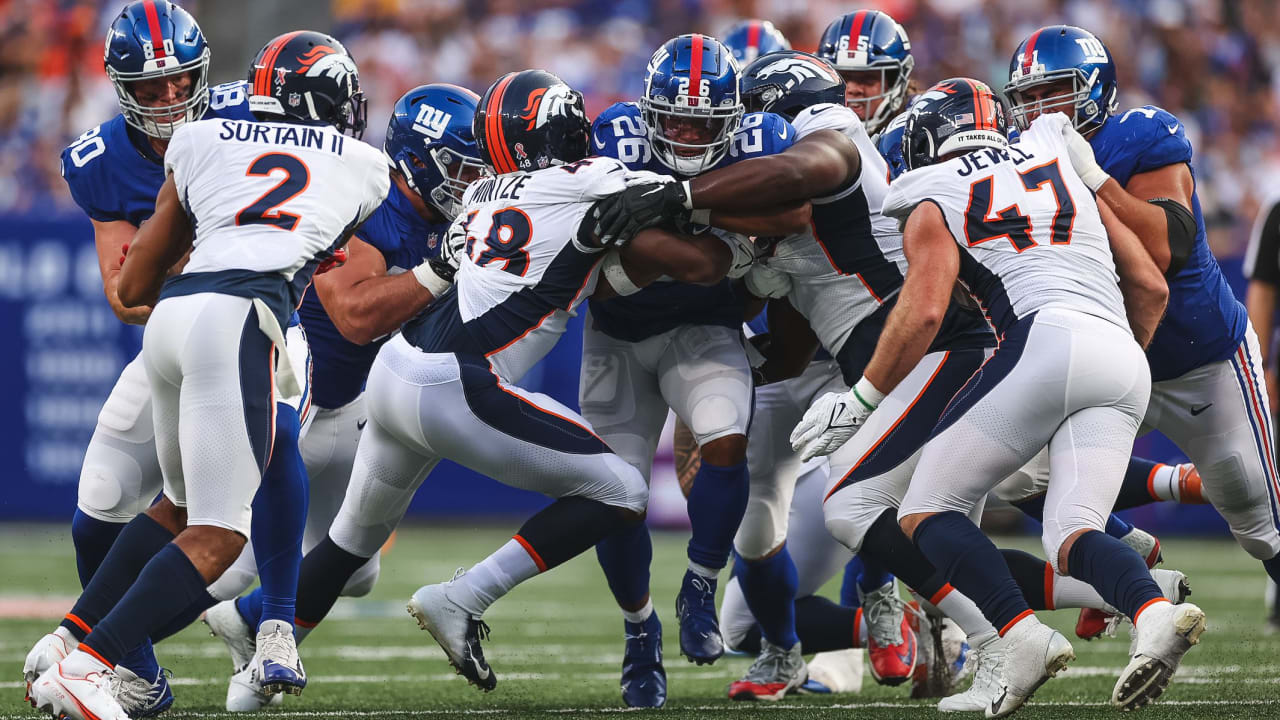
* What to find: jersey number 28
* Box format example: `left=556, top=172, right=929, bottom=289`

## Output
left=464, top=208, right=532, bottom=276
left=235, top=153, right=310, bottom=232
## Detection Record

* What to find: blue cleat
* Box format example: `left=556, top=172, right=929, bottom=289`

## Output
left=112, top=665, right=174, bottom=717
left=621, top=613, right=666, bottom=707
left=675, top=570, right=724, bottom=665
left=253, top=620, right=307, bottom=696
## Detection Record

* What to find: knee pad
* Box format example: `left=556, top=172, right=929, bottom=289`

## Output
left=823, top=484, right=891, bottom=554
left=78, top=451, right=158, bottom=522
left=206, top=545, right=259, bottom=601
left=340, top=554, right=381, bottom=598
left=735, top=492, right=787, bottom=561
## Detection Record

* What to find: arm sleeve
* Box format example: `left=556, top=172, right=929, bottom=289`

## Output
left=1246, top=196, right=1280, bottom=283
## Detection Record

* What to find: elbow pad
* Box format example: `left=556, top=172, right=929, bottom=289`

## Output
left=1148, top=197, right=1196, bottom=278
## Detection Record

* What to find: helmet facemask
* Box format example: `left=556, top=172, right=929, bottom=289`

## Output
left=1006, top=68, right=1098, bottom=131
left=108, top=49, right=210, bottom=139
left=640, top=92, right=743, bottom=176
left=840, top=55, right=914, bottom=135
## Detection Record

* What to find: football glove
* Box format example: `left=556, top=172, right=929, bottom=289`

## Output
left=592, top=180, right=692, bottom=247
left=1061, top=121, right=1111, bottom=192
left=744, top=262, right=792, bottom=299
left=315, top=247, right=348, bottom=275
left=790, top=378, right=885, bottom=461
left=440, top=217, right=468, bottom=271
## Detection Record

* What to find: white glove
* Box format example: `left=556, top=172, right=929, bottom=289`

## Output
left=744, top=262, right=792, bottom=299
left=440, top=217, right=468, bottom=271
left=1061, top=121, right=1110, bottom=192
left=713, top=230, right=757, bottom=279
left=411, top=259, right=453, bottom=297
left=789, top=378, right=885, bottom=461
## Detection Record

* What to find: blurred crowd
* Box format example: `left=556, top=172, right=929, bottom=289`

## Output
left=3, top=0, right=1278, bottom=258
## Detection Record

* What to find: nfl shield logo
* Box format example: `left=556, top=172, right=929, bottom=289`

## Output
left=288, top=93, right=301, bottom=107
left=427, top=233, right=439, bottom=250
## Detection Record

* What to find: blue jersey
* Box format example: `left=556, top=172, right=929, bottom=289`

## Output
left=1091, top=106, right=1247, bottom=381
left=61, top=81, right=255, bottom=228
left=587, top=103, right=796, bottom=342
left=300, top=186, right=447, bottom=409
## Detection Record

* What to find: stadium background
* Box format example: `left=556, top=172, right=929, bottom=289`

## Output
left=0, top=0, right=1274, bottom=536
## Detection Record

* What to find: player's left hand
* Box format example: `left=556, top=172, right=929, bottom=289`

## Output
left=315, top=247, right=349, bottom=275
left=592, top=181, right=691, bottom=247
left=441, top=218, right=467, bottom=270
left=1060, top=121, right=1111, bottom=192
left=790, top=390, right=874, bottom=461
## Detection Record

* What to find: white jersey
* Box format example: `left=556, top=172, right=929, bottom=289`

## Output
left=163, top=117, right=389, bottom=319
left=761, top=103, right=906, bottom=360
left=882, top=113, right=1128, bottom=336
left=403, top=156, right=661, bottom=382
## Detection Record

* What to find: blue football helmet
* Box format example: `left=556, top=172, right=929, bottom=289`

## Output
left=816, top=10, right=914, bottom=135
left=874, top=111, right=909, bottom=180
left=1005, top=25, right=1118, bottom=132
left=104, top=1, right=210, bottom=139
left=901, top=78, right=1009, bottom=172
left=640, top=34, right=744, bottom=176
left=721, top=20, right=791, bottom=65
left=385, top=84, right=486, bottom=220
left=739, top=51, right=844, bottom=121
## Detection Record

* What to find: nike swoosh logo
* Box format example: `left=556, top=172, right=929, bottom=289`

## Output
left=778, top=127, right=788, bottom=140
left=991, top=686, right=1008, bottom=714
left=1189, top=403, right=1212, bottom=416
left=1167, top=124, right=1179, bottom=135
left=470, top=654, right=490, bottom=680
left=356, top=419, right=368, bottom=430
left=640, top=187, right=663, bottom=197
left=593, top=135, right=606, bottom=150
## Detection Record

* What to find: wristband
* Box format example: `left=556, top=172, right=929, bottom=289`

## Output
left=602, top=250, right=642, bottom=295
left=852, top=376, right=886, bottom=411
left=680, top=180, right=694, bottom=210
left=411, top=261, right=452, bottom=297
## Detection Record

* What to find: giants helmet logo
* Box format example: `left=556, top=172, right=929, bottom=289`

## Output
left=519, top=84, right=579, bottom=131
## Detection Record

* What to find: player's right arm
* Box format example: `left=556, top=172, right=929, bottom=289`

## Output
left=616, top=227, right=732, bottom=287
left=687, top=129, right=861, bottom=212
left=118, top=175, right=193, bottom=308
left=313, top=235, right=444, bottom=345
left=1099, top=201, right=1167, bottom=348
left=93, top=219, right=153, bottom=324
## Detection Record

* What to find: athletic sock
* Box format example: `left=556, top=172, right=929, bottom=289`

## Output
left=60, top=514, right=175, bottom=641
left=295, top=536, right=372, bottom=629
left=856, top=552, right=894, bottom=597
left=1104, top=513, right=1134, bottom=539
left=1263, top=553, right=1280, bottom=586
left=912, top=511, right=1031, bottom=634
left=71, top=511, right=126, bottom=588
left=1116, top=457, right=1169, bottom=509
left=447, top=539, right=541, bottom=617
left=251, top=404, right=308, bottom=629
left=149, top=590, right=217, bottom=642
left=1010, top=494, right=1046, bottom=523
left=840, top=555, right=864, bottom=607
left=928, top=584, right=997, bottom=638
left=737, top=546, right=800, bottom=650
left=621, top=597, right=654, bottom=625
left=686, top=460, right=749, bottom=572
left=1001, top=549, right=1054, bottom=610
left=595, top=520, right=653, bottom=611
left=236, top=592, right=263, bottom=629
left=80, top=544, right=210, bottom=667
left=1065, top=529, right=1162, bottom=620
left=794, top=595, right=859, bottom=652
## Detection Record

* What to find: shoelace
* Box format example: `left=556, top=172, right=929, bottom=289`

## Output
left=258, top=629, right=299, bottom=666
left=743, top=645, right=790, bottom=683
left=864, top=589, right=907, bottom=645
left=470, top=619, right=491, bottom=643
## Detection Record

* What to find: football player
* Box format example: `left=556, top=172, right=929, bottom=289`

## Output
left=878, top=81, right=1201, bottom=716
left=270, top=68, right=747, bottom=695
left=721, top=19, right=790, bottom=66
left=27, top=31, right=388, bottom=720
left=582, top=34, right=806, bottom=706
left=1006, top=24, right=1280, bottom=638
left=22, top=4, right=311, bottom=715
left=203, top=83, right=483, bottom=711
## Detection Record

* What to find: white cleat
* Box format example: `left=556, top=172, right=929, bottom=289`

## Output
left=939, top=632, right=999, bottom=713
left=407, top=573, right=496, bottom=692
left=801, top=648, right=863, bottom=694
left=23, top=627, right=77, bottom=697
left=250, top=619, right=306, bottom=696
left=204, top=600, right=256, bottom=671
left=29, top=650, right=130, bottom=720
left=986, top=617, right=1074, bottom=718
left=226, top=664, right=284, bottom=712
left=1112, top=601, right=1206, bottom=711
left=1153, top=569, right=1191, bottom=605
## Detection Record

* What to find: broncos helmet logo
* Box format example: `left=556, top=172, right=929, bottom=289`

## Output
left=519, top=83, right=579, bottom=131
left=756, top=56, right=840, bottom=90
left=297, top=46, right=358, bottom=90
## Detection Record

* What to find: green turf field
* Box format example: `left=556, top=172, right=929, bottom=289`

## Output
left=1, top=523, right=1278, bottom=719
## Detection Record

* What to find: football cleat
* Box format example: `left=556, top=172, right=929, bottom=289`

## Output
left=408, top=572, right=496, bottom=692
left=620, top=613, right=666, bottom=708
left=938, top=632, right=999, bottom=713
left=29, top=650, right=130, bottom=720
left=800, top=649, right=863, bottom=694
left=23, top=627, right=77, bottom=697
left=251, top=620, right=306, bottom=696
left=111, top=665, right=173, bottom=718
left=1077, top=529, right=1164, bottom=640
left=204, top=599, right=257, bottom=671
left=226, top=664, right=283, bottom=712
left=675, top=570, right=724, bottom=665
left=728, top=639, right=806, bottom=701
left=1111, top=601, right=1206, bottom=711
left=911, top=610, right=970, bottom=698
left=986, top=617, right=1074, bottom=718
left=862, top=581, right=917, bottom=685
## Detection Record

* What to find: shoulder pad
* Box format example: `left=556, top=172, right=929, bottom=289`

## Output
left=791, top=103, right=861, bottom=138
left=1097, top=106, right=1192, bottom=182
left=590, top=102, right=651, bottom=170
left=205, top=81, right=255, bottom=121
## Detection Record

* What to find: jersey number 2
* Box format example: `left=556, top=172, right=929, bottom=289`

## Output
left=236, top=153, right=310, bottom=231
left=964, top=159, right=1076, bottom=251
